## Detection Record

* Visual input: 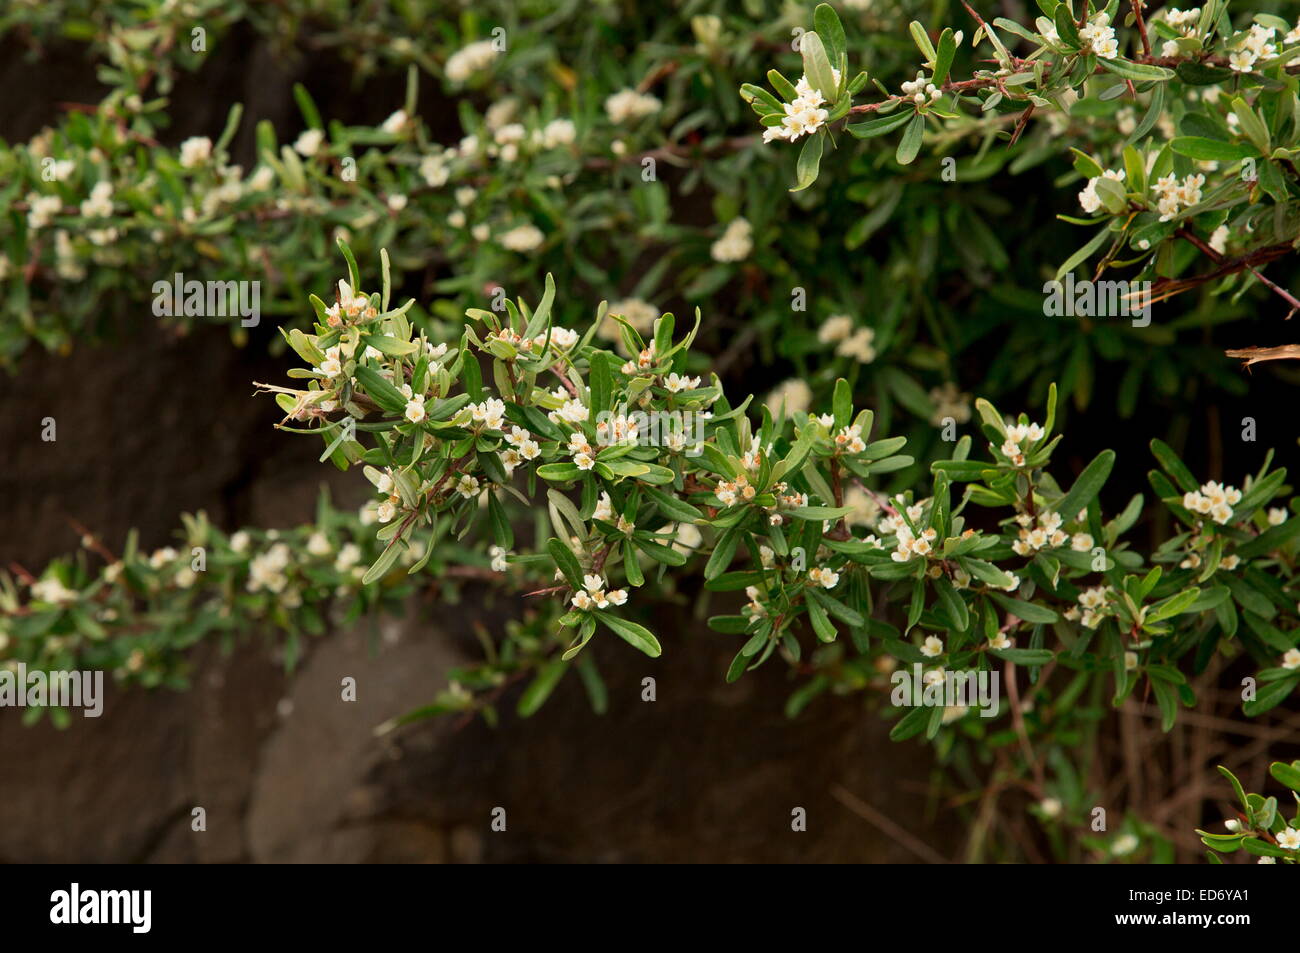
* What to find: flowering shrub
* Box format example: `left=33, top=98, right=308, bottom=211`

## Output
left=245, top=249, right=1300, bottom=853
left=5, top=0, right=1299, bottom=863
left=745, top=2, right=1300, bottom=359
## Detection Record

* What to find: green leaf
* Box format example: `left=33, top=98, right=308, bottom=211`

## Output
left=812, top=4, right=847, bottom=68
left=517, top=660, right=568, bottom=717
left=488, top=493, right=513, bottom=550
left=896, top=113, right=925, bottom=165
left=705, top=525, right=741, bottom=579
left=800, top=31, right=838, bottom=103
left=1149, top=438, right=1198, bottom=494
left=767, top=69, right=798, bottom=102
left=847, top=111, right=912, bottom=139
left=806, top=587, right=865, bottom=627
left=1269, top=761, right=1300, bottom=792
left=1243, top=677, right=1297, bottom=717
left=1097, top=58, right=1175, bottom=81
left=889, top=706, right=930, bottom=741
left=352, top=364, right=408, bottom=414
left=547, top=537, right=584, bottom=588
left=805, top=594, right=838, bottom=642
left=1170, top=137, right=1256, bottom=162
left=594, top=610, right=663, bottom=657
left=989, top=593, right=1060, bottom=624
left=1176, top=62, right=1234, bottom=85
left=990, top=648, right=1055, bottom=665
left=1054, top=450, right=1115, bottom=520
left=644, top=486, right=703, bottom=522
left=933, top=28, right=956, bottom=86
left=791, top=131, right=825, bottom=193
left=1231, top=97, right=1270, bottom=155
left=361, top=539, right=404, bottom=585
left=1145, top=588, right=1201, bottom=624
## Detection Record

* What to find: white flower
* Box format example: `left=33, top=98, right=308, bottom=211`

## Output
left=291, top=128, right=324, bottom=157
left=247, top=165, right=275, bottom=191
left=79, top=181, right=114, bottom=218
left=1209, top=224, right=1229, bottom=254
left=780, top=100, right=828, bottom=141
left=989, top=632, right=1012, bottom=650
left=499, top=224, right=545, bottom=252
left=456, top=474, right=481, bottom=498
left=1282, top=648, right=1300, bottom=670
left=663, top=372, right=701, bottom=393
left=710, top=217, right=753, bottom=262
left=334, top=543, right=361, bottom=572
left=446, top=39, right=500, bottom=84
left=306, top=532, right=332, bottom=556
left=230, top=531, right=251, bottom=554
left=836, top=327, right=876, bottom=363
left=30, top=577, right=78, bottom=604
left=1228, top=48, right=1258, bottom=72
left=179, top=136, right=213, bottom=168
left=419, top=153, right=450, bottom=187
left=808, top=566, right=840, bottom=589
left=405, top=394, right=427, bottom=423
left=531, top=118, right=574, bottom=151
left=605, top=88, right=662, bottom=123
left=920, top=635, right=944, bottom=657
left=381, top=109, right=409, bottom=134
left=1112, top=833, right=1139, bottom=856
left=765, top=378, right=812, bottom=416
left=818, top=314, right=854, bottom=344
left=549, top=398, right=589, bottom=425
left=315, top=345, right=343, bottom=378
left=1039, top=797, right=1062, bottom=818
left=376, top=500, right=397, bottom=523
left=1267, top=507, right=1288, bottom=526
left=149, top=547, right=178, bottom=569
left=469, top=397, right=507, bottom=430
left=26, top=193, right=62, bottom=229
left=1277, top=827, right=1300, bottom=850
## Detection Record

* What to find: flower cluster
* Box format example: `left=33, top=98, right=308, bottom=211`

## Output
left=817, top=315, right=877, bottom=363
left=1010, top=510, right=1089, bottom=556
left=997, top=421, right=1044, bottom=468
left=710, top=217, right=754, bottom=262
left=1152, top=173, right=1205, bottom=222
left=1064, top=585, right=1118, bottom=630
left=1077, top=11, right=1119, bottom=59
left=1182, top=480, right=1242, bottom=525
left=763, top=71, right=839, bottom=143
left=570, top=574, right=628, bottom=610
left=899, top=72, right=942, bottom=105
